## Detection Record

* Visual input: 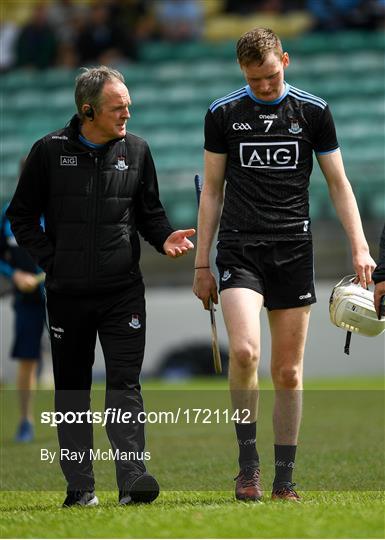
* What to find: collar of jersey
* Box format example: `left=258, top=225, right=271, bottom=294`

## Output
left=245, top=81, right=290, bottom=105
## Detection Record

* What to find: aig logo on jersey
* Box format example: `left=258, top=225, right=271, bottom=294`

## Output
left=240, top=142, right=299, bottom=169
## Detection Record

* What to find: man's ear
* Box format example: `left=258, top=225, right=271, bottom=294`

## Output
left=82, top=104, right=94, bottom=120
left=282, top=52, right=290, bottom=68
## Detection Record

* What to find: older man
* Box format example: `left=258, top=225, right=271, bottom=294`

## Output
left=7, top=66, right=195, bottom=507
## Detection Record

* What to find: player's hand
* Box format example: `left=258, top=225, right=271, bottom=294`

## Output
left=352, top=250, right=376, bottom=288
left=193, top=268, right=218, bottom=310
left=374, top=281, right=385, bottom=319
left=12, top=270, right=39, bottom=293
left=164, top=229, right=195, bottom=257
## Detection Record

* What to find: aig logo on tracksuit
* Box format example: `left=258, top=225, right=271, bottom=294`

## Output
left=60, top=156, right=77, bottom=166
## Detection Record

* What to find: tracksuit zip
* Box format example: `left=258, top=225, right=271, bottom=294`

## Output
left=88, top=154, right=99, bottom=287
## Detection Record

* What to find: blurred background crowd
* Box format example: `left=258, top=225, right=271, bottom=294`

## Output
left=0, top=0, right=384, bottom=392
left=1, top=1, right=384, bottom=284
left=1, top=0, right=384, bottom=72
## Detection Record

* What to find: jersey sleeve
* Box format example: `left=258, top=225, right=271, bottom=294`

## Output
left=313, top=105, right=339, bottom=154
left=204, top=109, right=228, bottom=153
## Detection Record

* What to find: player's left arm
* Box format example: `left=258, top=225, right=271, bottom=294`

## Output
left=317, top=149, right=376, bottom=287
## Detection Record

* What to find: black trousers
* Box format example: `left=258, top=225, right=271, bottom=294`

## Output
left=46, top=281, right=146, bottom=491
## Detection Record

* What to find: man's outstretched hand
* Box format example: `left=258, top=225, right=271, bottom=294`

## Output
left=164, top=229, right=195, bottom=258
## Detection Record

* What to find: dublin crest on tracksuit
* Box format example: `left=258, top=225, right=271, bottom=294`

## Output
left=115, top=157, right=128, bottom=171
left=129, top=314, right=141, bottom=329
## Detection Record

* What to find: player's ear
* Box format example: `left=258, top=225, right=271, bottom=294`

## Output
left=282, top=52, right=290, bottom=68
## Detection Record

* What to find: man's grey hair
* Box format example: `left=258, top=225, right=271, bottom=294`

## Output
left=75, top=66, right=125, bottom=119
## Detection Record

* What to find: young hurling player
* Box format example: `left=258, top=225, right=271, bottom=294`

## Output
left=193, top=27, right=375, bottom=501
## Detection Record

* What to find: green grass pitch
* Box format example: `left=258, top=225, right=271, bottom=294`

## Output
left=1, top=376, right=384, bottom=539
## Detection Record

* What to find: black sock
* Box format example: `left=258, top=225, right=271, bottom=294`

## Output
left=274, top=444, right=297, bottom=487
left=235, top=421, right=259, bottom=469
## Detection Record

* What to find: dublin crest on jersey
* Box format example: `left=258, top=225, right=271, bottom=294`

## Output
left=129, top=314, right=141, bottom=329
left=115, top=157, right=129, bottom=171
left=288, top=120, right=302, bottom=134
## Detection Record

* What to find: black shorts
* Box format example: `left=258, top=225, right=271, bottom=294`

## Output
left=216, top=237, right=316, bottom=310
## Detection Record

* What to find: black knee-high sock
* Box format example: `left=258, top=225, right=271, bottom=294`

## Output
left=274, top=444, right=297, bottom=487
left=235, top=421, right=259, bottom=469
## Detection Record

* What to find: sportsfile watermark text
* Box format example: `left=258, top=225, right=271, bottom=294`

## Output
left=41, top=407, right=252, bottom=427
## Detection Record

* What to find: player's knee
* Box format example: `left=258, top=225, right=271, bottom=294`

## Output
left=232, top=344, right=259, bottom=371
left=272, top=366, right=301, bottom=389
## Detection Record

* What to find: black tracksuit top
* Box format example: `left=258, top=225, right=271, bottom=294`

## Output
left=6, top=115, right=174, bottom=294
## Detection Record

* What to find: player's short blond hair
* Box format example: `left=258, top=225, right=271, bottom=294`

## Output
left=236, top=28, right=283, bottom=66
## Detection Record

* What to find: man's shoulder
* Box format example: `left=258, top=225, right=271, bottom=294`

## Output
left=40, top=115, right=79, bottom=146
left=37, top=126, right=71, bottom=148
left=208, top=86, right=248, bottom=114
left=287, top=84, right=328, bottom=111
left=124, top=132, right=149, bottom=149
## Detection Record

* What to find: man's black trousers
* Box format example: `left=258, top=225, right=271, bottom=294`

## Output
left=46, top=281, right=147, bottom=491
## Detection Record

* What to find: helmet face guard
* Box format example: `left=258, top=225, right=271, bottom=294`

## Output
left=330, top=275, right=385, bottom=339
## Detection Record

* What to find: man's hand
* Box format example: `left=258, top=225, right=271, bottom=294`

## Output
left=374, top=280, right=385, bottom=320
left=163, top=229, right=195, bottom=257
left=352, top=250, right=376, bottom=288
left=193, top=268, right=218, bottom=310
left=12, top=270, right=40, bottom=293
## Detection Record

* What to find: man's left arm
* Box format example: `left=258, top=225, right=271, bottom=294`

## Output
left=317, top=149, right=376, bottom=287
left=136, top=144, right=195, bottom=258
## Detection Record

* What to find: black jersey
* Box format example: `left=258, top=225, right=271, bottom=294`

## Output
left=204, top=82, right=339, bottom=240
